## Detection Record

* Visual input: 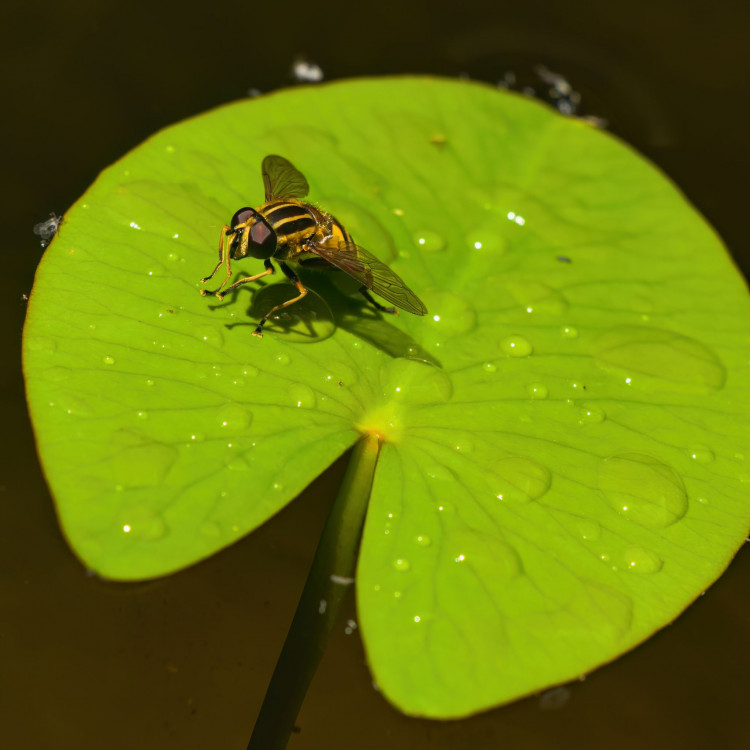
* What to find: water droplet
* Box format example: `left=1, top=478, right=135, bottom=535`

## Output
left=392, top=558, right=411, bottom=572
left=103, top=355, right=115, bottom=365
left=453, top=438, right=474, bottom=453
left=145, top=379, right=155, bottom=387
left=424, top=291, right=477, bottom=337
left=561, top=325, right=579, bottom=339
left=483, top=362, right=497, bottom=373
left=506, top=281, right=567, bottom=316
left=493, top=456, right=551, bottom=503
left=576, top=519, right=601, bottom=541
left=466, top=227, right=506, bottom=254
left=449, top=529, right=522, bottom=580
left=196, top=325, right=224, bottom=348
left=217, top=403, right=252, bottom=429
left=415, top=535, right=432, bottom=547
left=686, top=445, right=714, bottom=463
left=167, top=252, right=179, bottom=262
left=426, top=464, right=455, bottom=481
left=623, top=546, right=662, bottom=573
left=381, top=359, right=453, bottom=405
left=118, top=506, right=167, bottom=540
left=593, top=326, right=726, bottom=394
left=276, top=353, right=291, bottom=365
left=413, top=229, right=447, bottom=252
left=226, top=455, right=250, bottom=471
left=290, top=384, right=316, bottom=408
left=500, top=335, right=533, bottom=357
left=56, top=393, right=92, bottom=417
left=111, top=430, right=178, bottom=487
left=272, top=481, right=284, bottom=492
left=578, top=403, right=606, bottom=425
left=598, top=452, right=688, bottom=528
left=136, top=411, right=148, bottom=420
left=526, top=383, right=549, bottom=399
left=199, top=521, right=222, bottom=538
left=26, top=336, right=57, bottom=353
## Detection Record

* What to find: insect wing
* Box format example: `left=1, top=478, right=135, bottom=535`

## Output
left=261, top=155, right=310, bottom=201
left=310, top=239, right=427, bottom=315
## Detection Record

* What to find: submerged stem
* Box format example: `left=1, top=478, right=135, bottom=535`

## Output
left=247, top=433, right=381, bottom=750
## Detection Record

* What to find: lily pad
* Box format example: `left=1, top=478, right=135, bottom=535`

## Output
left=23, top=77, right=750, bottom=717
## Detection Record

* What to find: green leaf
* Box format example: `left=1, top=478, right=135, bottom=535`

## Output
left=23, top=77, right=750, bottom=717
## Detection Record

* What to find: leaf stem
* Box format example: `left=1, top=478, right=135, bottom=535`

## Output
left=247, top=433, right=381, bottom=750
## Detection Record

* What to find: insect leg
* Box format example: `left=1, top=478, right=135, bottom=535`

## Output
left=200, top=225, right=252, bottom=296
left=213, top=259, right=275, bottom=300
left=252, top=262, right=308, bottom=338
left=359, top=287, right=398, bottom=315
left=199, top=225, right=232, bottom=284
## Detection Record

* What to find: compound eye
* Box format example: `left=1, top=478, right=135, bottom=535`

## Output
left=250, top=221, right=273, bottom=246
left=231, top=207, right=256, bottom=228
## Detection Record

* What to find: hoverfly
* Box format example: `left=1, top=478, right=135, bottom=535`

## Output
left=199, top=155, right=427, bottom=337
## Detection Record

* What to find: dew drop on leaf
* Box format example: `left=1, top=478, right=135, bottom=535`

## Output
left=26, top=336, right=57, bottom=353
left=492, top=456, right=551, bottom=503
left=526, top=382, right=549, bottom=399
left=506, top=281, right=567, bottom=316
left=425, top=464, right=455, bottom=481
left=425, top=291, right=477, bottom=336
left=290, top=384, right=316, bottom=408
left=217, top=403, right=252, bottom=429
left=199, top=521, right=222, bottom=538
left=598, top=452, right=688, bottom=528
left=500, top=335, right=533, bottom=357
left=623, top=546, right=663, bottom=573
left=119, top=506, right=167, bottom=540
left=577, top=403, right=606, bottom=425
left=392, top=558, right=411, bottom=572
left=225, top=455, right=250, bottom=471
left=686, top=444, right=714, bottom=463
left=466, top=227, right=506, bottom=254
left=576, top=519, right=601, bottom=541
left=561, top=325, right=579, bottom=339
left=413, top=229, right=447, bottom=252
left=196, top=325, right=224, bottom=348
left=415, top=535, right=432, bottom=547
left=103, top=355, right=115, bottom=365
left=593, top=326, right=726, bottom=394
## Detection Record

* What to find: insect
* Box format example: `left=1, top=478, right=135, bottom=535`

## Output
left=199, top=155, right=427, bottom=337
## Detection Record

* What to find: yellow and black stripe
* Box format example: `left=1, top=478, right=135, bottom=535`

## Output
left=261, top=201, right=317, bottom=247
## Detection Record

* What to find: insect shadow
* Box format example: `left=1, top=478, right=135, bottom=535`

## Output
left=216, top=273, right=440, bottom=368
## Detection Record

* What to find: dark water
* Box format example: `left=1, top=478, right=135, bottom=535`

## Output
left=3, top=1, right=749, bottom=748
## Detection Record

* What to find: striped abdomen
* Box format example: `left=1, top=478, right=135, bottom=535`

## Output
left=260, top=201, right=317, bottom=249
